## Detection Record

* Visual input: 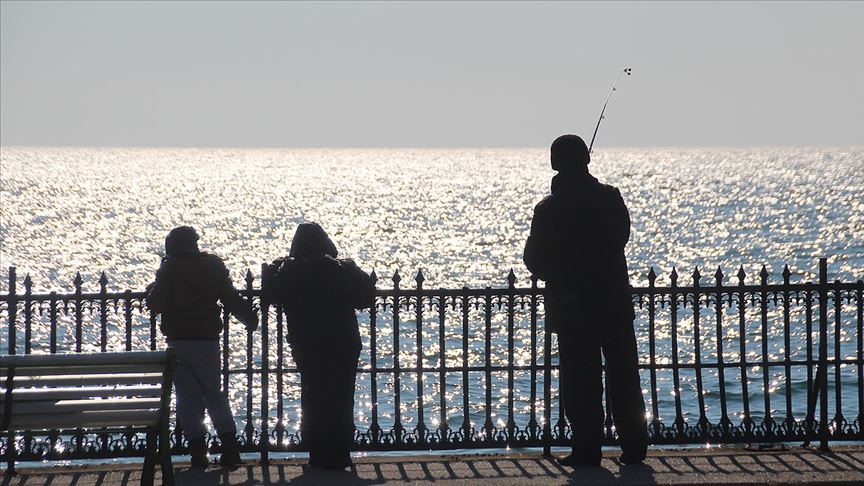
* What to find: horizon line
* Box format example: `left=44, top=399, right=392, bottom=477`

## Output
left=2, top=144, right=862, bottom=151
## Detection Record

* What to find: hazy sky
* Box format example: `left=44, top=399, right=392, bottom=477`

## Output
left=1, top=1, right=862, bottom=147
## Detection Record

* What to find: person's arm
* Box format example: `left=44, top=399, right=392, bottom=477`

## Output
left=523, top=203, right=555, bottom=281
left=613, top=188, right=631, bottom=248
left=339, top=259, right=376, bottom=310
left=216, top=261, right=259, bottom=332
left=145, top=260, right=173, bottom=314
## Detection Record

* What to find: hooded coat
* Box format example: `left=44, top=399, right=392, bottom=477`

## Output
left=264, top=224, right=374, bottom=350
left=263, top=223, right=374, bottom=467
left=146, top=252, right=257, bottom=340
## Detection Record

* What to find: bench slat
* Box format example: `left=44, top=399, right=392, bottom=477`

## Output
left=0, top=351, right=170, bottom=368
left=0, top=364, right=166, bottom=376
left=10, top=398, right=162, bottom=415
left=8, top=410, right=160, bottom=429
left=10, top=373, right=163, bottom=388
left=1, top=385, right=162, bottom=401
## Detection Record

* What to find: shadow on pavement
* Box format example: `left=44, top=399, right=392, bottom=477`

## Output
left=2, top=449, right=864, bottom=485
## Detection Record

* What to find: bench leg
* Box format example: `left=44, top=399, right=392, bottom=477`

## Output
left=159, top=426, right=175, bottom=486
left=5, top=430, right=16, bottom=475
left=141, top=431, right=157, bottom=486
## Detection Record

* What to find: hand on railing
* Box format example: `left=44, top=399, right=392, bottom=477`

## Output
left=245, top=308, right=260, bottom=333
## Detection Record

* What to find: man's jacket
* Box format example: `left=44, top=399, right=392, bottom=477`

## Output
left=146, top=252, right=257, bottom=340
left=523, top=168, right=634, bottom=321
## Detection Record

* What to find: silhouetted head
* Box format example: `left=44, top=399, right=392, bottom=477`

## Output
left=289, top=222, right=338, bottom=259
left=550, top=134, right=590, bottom=172
left=165, top=226, right=200, bottom=257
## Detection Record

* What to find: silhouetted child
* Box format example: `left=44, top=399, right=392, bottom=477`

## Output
left=264, top=222, right=374, bottom=470
left=146, top=226, right=258, bottom=469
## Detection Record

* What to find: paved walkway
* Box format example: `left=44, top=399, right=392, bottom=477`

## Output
left=2, top=446, right=864, bottom=485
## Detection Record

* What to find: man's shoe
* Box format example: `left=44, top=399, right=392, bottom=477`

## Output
left=322, top=455, right=353, bottom=471
left=217, top=433, right=245, bottom=469
left=308, top=454, right=324, bottom=468
left=557, top=454, right=601, bottom=468
left=619, top=452, right=646, bottom=465
left=188, top=437, right=209, bottom=470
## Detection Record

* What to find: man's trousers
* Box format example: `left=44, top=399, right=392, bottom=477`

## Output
left=555, top=312, right=648, bottom=462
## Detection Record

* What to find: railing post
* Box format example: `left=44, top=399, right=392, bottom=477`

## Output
left=818, top=258, right=830, bottom=451
left=692, top=267, right=708, bottom=438
left=415, top=269, right=426, bottom=446
left=542, top=284, right=552, bottom=456
left=506, top=269, right=517, bottom=445
left=648, top=267, right=660, bottom=440
left=124, top=289, right=133, bottom=351
left=49, top=291, right=58, bottom=354
left=737, top=266, right=752, bottom=440
left=244, top=270, right=255, bottom=450
left=482, top=288, right=494, bottom=442
left=437, top=286, right=448, bottom=444
left=23, top=275, right=32, bottom=355
left=259, top=264, right=270, bottom=464
left=670, top=268, right=684, bottom=436
left=99, top=272, right=108, bottom=352
left=856, top=278, right=863, bottom=434
left=392, top=270, right=403, bottom=446
left=759, top=265, right=773, bottom=435
left=714, top=266, right=731, bottom=438
left=782, top=265, right=794, bottom=431
left=7, top=267, right=17, bottom=355
left=460, top=287, right=471, bottom=445
left=72, top=271, right=85, bottom=453
left=369, top=271, right=380, bottom=445
left=528, top=275, right=539, bottom=442
left=73, top=272, right=83, bottom=353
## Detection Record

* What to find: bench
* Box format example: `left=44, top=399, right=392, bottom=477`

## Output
left=1, top=350, right=176, bottom=486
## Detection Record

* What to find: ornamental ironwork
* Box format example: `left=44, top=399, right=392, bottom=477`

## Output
left=1, top=258, right=862, bottom=464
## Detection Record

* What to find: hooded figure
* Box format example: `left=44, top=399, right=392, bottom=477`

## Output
left=146, top=226, right=258, bottom=469
left=523, top=135, right=647, bottom=467
left=264, top=222, right=374, bottom=470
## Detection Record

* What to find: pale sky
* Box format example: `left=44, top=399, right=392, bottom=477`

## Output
left=1, top=1, right=862, bottom=148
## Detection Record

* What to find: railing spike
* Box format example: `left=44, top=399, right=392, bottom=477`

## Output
left=714, top=266, right=724, bottom=283
left=782, top=264, right=791, bottom=283
left=737, top=265, right=746, bottom=283
left=507, top=268, right=517, bottom=285
left=415, top=269, right=425, bottom=285
left=99, top=271, right=108, bottom=287
left=670, top=267, right=678, bottom=285
left=692, top=266, right=701, bottom=284
left=370, top=269, right=378, bottom=285
left=23, top=273, right=32, bottom=289
left=245, top=269, right=254, bottom=284
left=648, top=266, right=657, bottom=284
left=760, top=264, right=769, bottom=283
left=73, top=271, right=83, bottom=288
left=393, top=270, right=401, bottom=285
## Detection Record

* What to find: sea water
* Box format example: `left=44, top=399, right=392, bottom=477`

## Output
left=1, top=146, right=862, bottom=439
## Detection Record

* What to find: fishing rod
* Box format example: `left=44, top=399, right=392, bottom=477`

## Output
left=588, top=67, right=632, bottom=153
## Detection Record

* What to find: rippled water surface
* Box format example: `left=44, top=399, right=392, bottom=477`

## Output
left=2, top=147, right=862, bottom=287
left=1, top=147, right=863, bottom=441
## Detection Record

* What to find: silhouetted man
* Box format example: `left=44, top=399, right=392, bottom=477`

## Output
left=523, top=134, right=647, bottom=467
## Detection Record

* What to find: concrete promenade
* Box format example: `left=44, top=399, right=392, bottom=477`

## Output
left=2, top=446, right=864, bottom=485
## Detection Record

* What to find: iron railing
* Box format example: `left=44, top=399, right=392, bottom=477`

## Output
left=1, top=258, right=862, bottom=464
